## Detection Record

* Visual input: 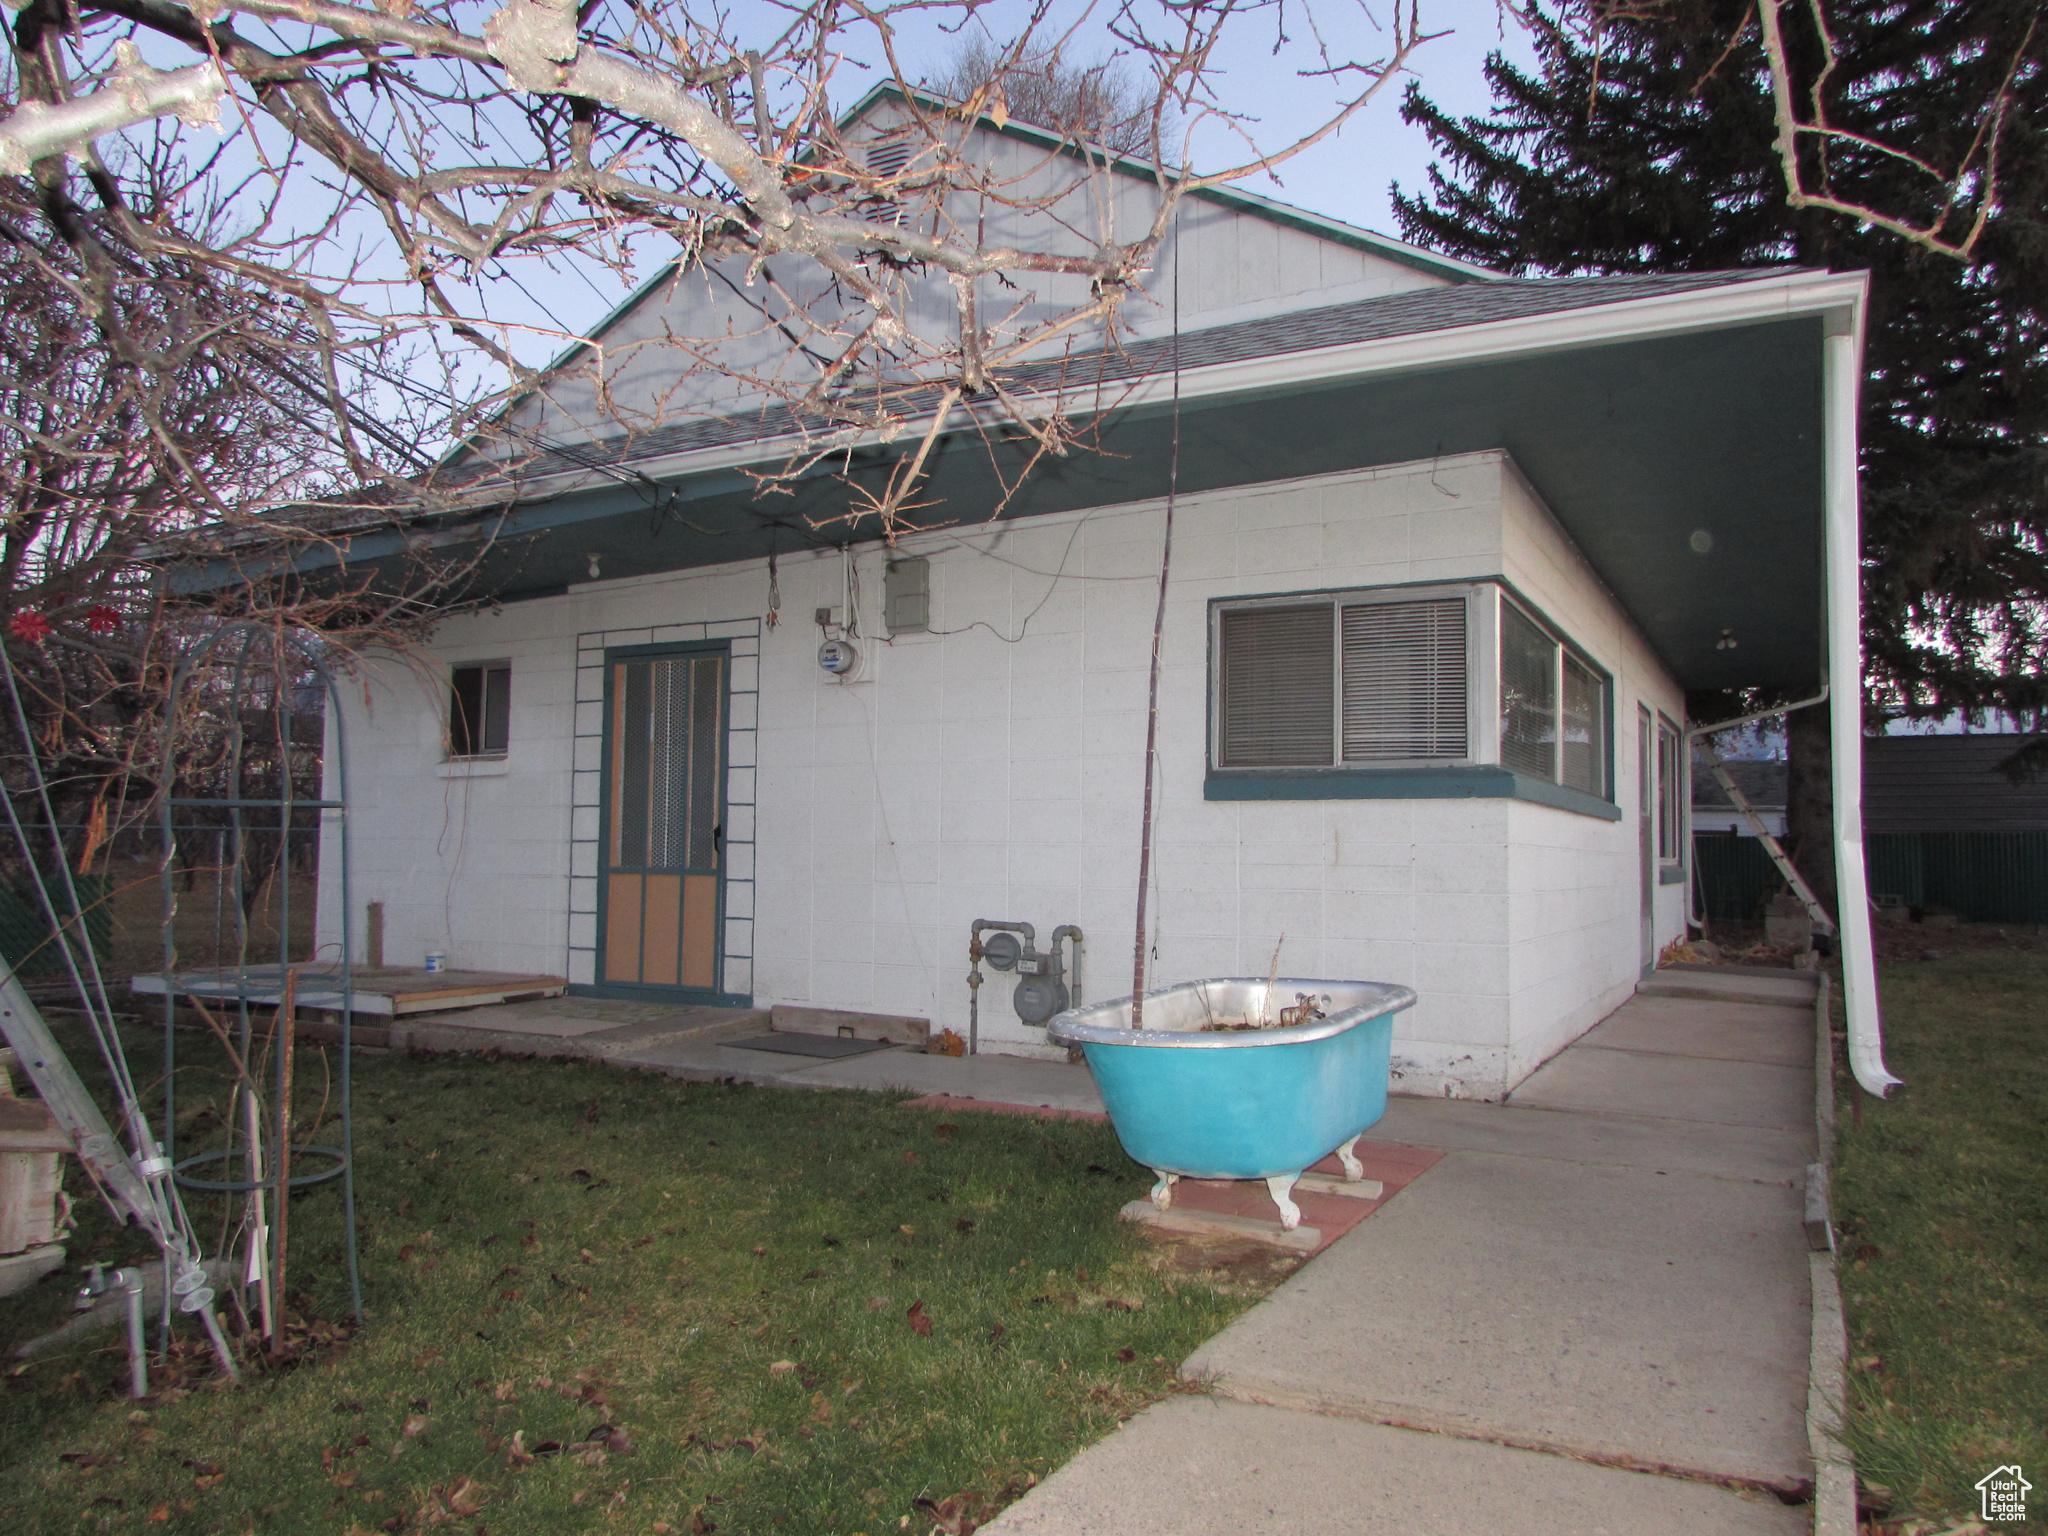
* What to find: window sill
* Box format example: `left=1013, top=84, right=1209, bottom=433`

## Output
left=439, top=757, right=511, bottom=778
left=1659, top=865, right=1689, bottom=885
left=1205, top=765, right=1624, bottom=821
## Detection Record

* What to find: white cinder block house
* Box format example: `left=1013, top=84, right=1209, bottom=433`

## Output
left=313, top=91, right=1876, bottom=1099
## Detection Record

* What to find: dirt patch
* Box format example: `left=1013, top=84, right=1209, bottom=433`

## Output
left=1703, top=916, right=2048, bottom=967
left=1863, top=917, right=2048, bottom=964
left=1138, top=1227, right=1305, bottom=1290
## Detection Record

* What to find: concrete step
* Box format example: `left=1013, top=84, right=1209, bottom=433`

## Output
left=1637, top=968, right=1819, bottom=1008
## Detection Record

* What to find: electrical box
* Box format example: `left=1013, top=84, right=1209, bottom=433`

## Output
left=884, top=558, right=929, bottom=634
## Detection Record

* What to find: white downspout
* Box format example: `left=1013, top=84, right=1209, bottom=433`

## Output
left=1824, top=324, right=1901, bottom=1099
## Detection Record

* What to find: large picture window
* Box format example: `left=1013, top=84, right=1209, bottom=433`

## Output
left=1216, top=592, right=1469, bottom=768
left=1209, top=583, right=1612, bottom=813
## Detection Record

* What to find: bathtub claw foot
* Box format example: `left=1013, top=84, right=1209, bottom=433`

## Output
left=1149, top=1171, right=1180, bottom=1211
left=1337, top=1136, right=1365, bottom=1183
left=1265, top=1173, right=1303, bottom=1230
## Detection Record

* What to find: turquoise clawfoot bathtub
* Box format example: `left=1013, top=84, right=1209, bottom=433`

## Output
left=1046, top=978, right=1415, bottom=1230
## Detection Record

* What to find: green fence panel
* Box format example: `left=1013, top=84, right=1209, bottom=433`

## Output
left=1864, top=835, right=1925, bottom=908
left=1691, top=835, right=1783, bottom=921
left=1692, top=831, right=2047, bottom=926
left=1916, top=832, right=2048, bottom=923
left=0, top=873, right=114, bottom=975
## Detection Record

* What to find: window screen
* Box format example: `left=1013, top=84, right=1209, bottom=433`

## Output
left=1340, top=598, right=1468, bottom=761
left=1560, top=655, right=1605, bottom=796
left=450, top=663, right=510, bottom=758
left=1499, top=604, right=1557, bottom=780
left=1217, top=605, right=1334, bottom=767
left=1657, top=719, right=1683, bottom=860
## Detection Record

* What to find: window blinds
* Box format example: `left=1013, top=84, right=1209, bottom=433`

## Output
left=1340, top=598, right=1468, bottom=761
left=1218, top=596, right=1469, bottom=767
left=1217, top=604, right=1335, bottom=766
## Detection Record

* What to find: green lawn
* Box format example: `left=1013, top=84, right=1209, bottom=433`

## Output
left=1832, top=951, right=2048, bottom=1529
left=1, top=1025, right=1297, bottom=1535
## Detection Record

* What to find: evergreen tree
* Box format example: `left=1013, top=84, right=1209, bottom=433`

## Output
left=1393, top=0, right=2048, bottom=911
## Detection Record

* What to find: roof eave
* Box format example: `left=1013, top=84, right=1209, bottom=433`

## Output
left=475, top=267, right=1867, bottom=510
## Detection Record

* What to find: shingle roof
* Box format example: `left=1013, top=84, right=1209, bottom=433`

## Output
left=446, top=269, right=1796, bottom=489
left=1692, top=759, right=1788, bottom=811
left=1863, top=735, right=2048, bottom=833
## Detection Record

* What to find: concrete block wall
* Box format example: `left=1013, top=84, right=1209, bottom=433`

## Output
left=320, top=449, right=1689, bottom=1097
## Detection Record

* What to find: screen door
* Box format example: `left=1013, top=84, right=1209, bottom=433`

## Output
left=601, top=650, right=725, bottom=994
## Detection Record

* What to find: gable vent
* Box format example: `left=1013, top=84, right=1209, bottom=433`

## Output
left=864, top=140, right=915, bottom=226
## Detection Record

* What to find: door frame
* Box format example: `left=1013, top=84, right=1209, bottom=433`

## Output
left=1638, top=705, right=1656, bottom=975
left=592, top=638, right=742, bottom=1004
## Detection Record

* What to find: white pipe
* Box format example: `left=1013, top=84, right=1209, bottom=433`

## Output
left=118, top=1269, right=148, bottom=1400
left=1824, top=326, right=1900, bottom=1099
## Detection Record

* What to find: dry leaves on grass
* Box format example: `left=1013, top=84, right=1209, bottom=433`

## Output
left=906, top=1300, right=933, bottom=1337
left=914, top=1475, right=1040, bottom=1536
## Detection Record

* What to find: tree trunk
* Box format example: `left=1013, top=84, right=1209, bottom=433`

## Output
left=1784, top=701, right=1838, bottom=919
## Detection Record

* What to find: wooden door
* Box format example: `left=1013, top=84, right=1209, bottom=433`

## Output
left=601, top=650, right=725, bottom=994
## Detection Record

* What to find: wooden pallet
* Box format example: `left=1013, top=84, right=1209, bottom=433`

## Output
left=131, top=965, right=567, bottom=1018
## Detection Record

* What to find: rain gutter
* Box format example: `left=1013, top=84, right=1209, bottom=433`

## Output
left=1823, top=317, right=1900, bottom=1098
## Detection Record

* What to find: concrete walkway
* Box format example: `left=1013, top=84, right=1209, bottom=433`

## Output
left=988, top=971, right=1823, bottom=1535
left=392, top=996, right=1110, bottom=1114
left=397, top=974, right=1827, bottom=1531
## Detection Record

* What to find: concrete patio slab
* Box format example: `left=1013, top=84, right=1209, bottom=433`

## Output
left=1581, top=997, right=1815, bottom=1067
left=575, top=1011, right=770, bottom=1054
left=982, top=1396, right=1809, bottom=1535
left=600, top=1035, right=838, bottom=1085
left=1508, top=1049, right=1812, bottom=1133
left=793, top=1051, right=1108, bottom=1114
left=402, top=1001, right=648, bottom=1039
left=1180, top=1150, right=1813, bottom=1490
left=1374, top=1095, right=1813, bottom=1184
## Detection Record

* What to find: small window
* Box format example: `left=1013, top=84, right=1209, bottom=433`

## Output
left=450, top=663, right=510, bottom=758
left=1656, top=718, right=1683, bottom=861
left=1561, top=655, right=1607, bottom=798
left=884, top=557, right=930, bottom=633
left=1498, top=599, right=1608, bottom=798
left=1499, top=603, right=1557, bottom=780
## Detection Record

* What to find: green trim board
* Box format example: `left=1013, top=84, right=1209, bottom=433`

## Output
left=567, top=982, right=755, bottom=1009
left=226, top=317, right=1832, bottom=696
left=1204, top=766, right=1625, bottom=820
left=1659, top=866, right=1689, bottom=884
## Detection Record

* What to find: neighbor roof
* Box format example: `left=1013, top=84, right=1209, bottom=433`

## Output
left=1863, top=736, right=2048, bottom=834
left=1693, top=760, right=1789, bottom=812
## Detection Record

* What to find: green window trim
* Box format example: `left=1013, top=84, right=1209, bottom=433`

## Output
left=1204, top=765, right=1625, bottom=821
